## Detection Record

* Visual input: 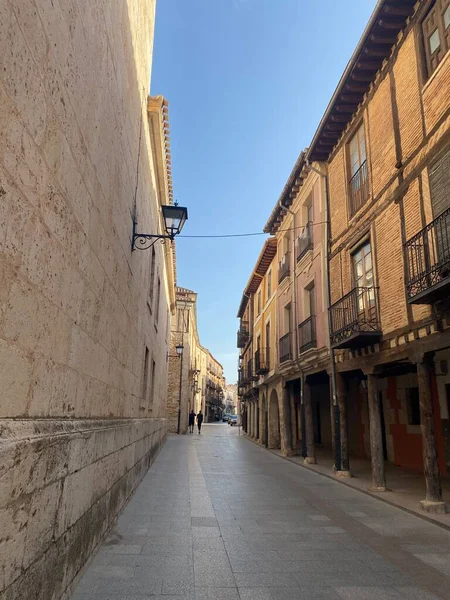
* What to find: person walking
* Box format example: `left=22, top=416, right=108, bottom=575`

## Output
left=188, top=410, right=195, bottom=434
left=196, top=410, right=204, bottom=434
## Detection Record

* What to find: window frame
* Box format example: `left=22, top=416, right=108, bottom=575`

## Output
left=346, top=122, right=369, bottom=218
left=421, top=0, right=450, bottom=78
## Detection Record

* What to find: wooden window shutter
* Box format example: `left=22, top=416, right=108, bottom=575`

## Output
left=429, top=146, right=450, bottom=218
left=422, top=2, right=444, bottom=75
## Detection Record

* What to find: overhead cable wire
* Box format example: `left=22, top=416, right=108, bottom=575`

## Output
left=178, top=221, right=328, bottom=239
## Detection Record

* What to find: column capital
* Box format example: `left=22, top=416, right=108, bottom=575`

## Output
left=410, top=350, right=435, bottom=366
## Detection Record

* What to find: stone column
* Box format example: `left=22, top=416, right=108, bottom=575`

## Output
left=303, top=380, right=316, bottom=464
left=367, top=373, right=387, bottom=491
left=259, top=397, right=265, bottom=445
left=251, top=402, right=255, bottom=438
left=416, top=360, right=447, bottom=513
left=280, top=384, right=293, bottom=456
left=336, top=373, right=350, bottom=474
left=290, top=390, right=298, bottom=455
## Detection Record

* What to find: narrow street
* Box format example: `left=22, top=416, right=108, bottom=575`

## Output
left=71, top=424, right=450, bottom=600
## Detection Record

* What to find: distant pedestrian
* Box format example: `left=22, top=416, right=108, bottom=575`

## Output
left=188, top=410, right=195, bottom=433
left=197, top=410, right=204, bottom=434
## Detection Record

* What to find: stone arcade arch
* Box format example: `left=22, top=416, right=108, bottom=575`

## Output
left=268, top=388, right=281, bottom=449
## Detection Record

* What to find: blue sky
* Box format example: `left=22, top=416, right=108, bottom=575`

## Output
left=151, top=0, right=377, bottom=383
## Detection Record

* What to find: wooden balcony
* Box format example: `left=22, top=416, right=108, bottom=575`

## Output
left=330, top=286, right=381, bottom=349
left=349, top=160, right=369, bottom=217
left=404, top=207, right=450, bottom=304
left=298, top=316, right=316, bottom=353
left=255, top=347, right=270, bottom=374
left=279, top=332, right=292, bottom=363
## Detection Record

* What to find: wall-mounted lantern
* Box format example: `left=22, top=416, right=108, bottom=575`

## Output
left=132, top=203, right=188, bottom=250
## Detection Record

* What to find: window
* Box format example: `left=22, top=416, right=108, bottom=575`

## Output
left=306, top=198, right=313, bottom=225
left=406, top=387, right=421, bottom=425
left=267, top=270, right=272, bottom=299
left=279, top=235, right=291, bottom=283
left=257, top=290, right=261, bottom=315
left=352, top=240, right=376, bottom=316
left=155, top=277, right=161, bottom=325
left=150, top=359, right=156, bottom=410
left=348, top=124, right=369, bottom=216
left=306, top=282, right=315, bottom=318
left=143, top=346, right=150, bottom=402
left=422, top=1, right=450, bottom=77
left=284, top=304, right=291, bottom=334
left=148, top=247, right=156, bottom=309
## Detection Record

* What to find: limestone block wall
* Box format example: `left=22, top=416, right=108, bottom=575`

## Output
left=0, top=0, right=172, bottom=598
left=167, top=331, right=192, bottom=434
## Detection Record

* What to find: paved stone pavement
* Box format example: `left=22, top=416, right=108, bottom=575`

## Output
left=71, top=424, right=450, bottom=600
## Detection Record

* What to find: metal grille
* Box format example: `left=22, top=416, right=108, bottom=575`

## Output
left=279, top=333, right=291, bottom=363
left=298, top=316, right=316, bottom=353
left=349, top=160, right=369, bottom=216
left=330, top=286, right=380, bottom=347
left=297, top=222, right=313, bottom=261
left=404, top=206, right=450, bottom=302
left=255, top=347, right=270, bottom=374
left=278, top=252, right=290, bottom=283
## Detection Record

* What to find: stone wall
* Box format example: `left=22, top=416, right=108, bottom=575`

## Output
left=0, top=1, right=172, bottom=598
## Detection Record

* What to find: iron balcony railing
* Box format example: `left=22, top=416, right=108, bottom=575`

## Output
left=404, top=206, right=450, bottom=304
left=245, top=359, right=257, bottom=383
left=237, top=320, right=250, bottom=348
left=349, top=160, right=369, bottom=217
left=298, top=316, right=316, bottom=353
left=255, top=347, right=270, bottom=374
left=278, top=252, right=290, bottom=283
left=297, top=222, right=313, bottom=261
left=279, top=332, right=292, bottom=363
left=329, top=286, right=381, bottom=349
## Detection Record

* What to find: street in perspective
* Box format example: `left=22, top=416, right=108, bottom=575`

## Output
left=1, top=0, right=450, bottom=600
left=72, top=424, right=450, bottom=600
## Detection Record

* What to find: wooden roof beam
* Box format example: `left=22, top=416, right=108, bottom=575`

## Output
left=344, top=82, right=368, bottom=93
left=363, top=45, right=391, bottom=57
left=325, top=122, right=346, bottom=131
left=335, top=104, right=359, bottom=113
left=382, top=4, right=414, bottom=17
left=340, top=93, right=362, bottom=103
left=351, top=72, right=376, bottom=82
left=356, top=61, right=381, bottom=70
left=378, top=18, right=407, bottom=30
left=331, top=114, right=351, bottom=122
left=369, top=32, right=397, bottom=45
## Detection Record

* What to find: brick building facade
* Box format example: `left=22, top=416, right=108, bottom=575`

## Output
left=238, top=0, right=450, bottom=514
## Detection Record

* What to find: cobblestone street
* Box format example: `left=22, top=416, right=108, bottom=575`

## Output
left=71, top=424, right=450, bottom=600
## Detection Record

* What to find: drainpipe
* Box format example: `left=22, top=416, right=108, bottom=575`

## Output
left=305, top=159, right=342, bottom=472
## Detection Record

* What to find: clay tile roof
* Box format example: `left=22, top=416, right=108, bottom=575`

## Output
left=264, top=150, right=308, bottom=235
left=237, top=237, right=277, bottom=318
left=308, top=0, right=416, bottom=162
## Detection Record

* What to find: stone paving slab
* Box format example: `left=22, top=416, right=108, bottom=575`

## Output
left=70, top=424, right=450, bottom=600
